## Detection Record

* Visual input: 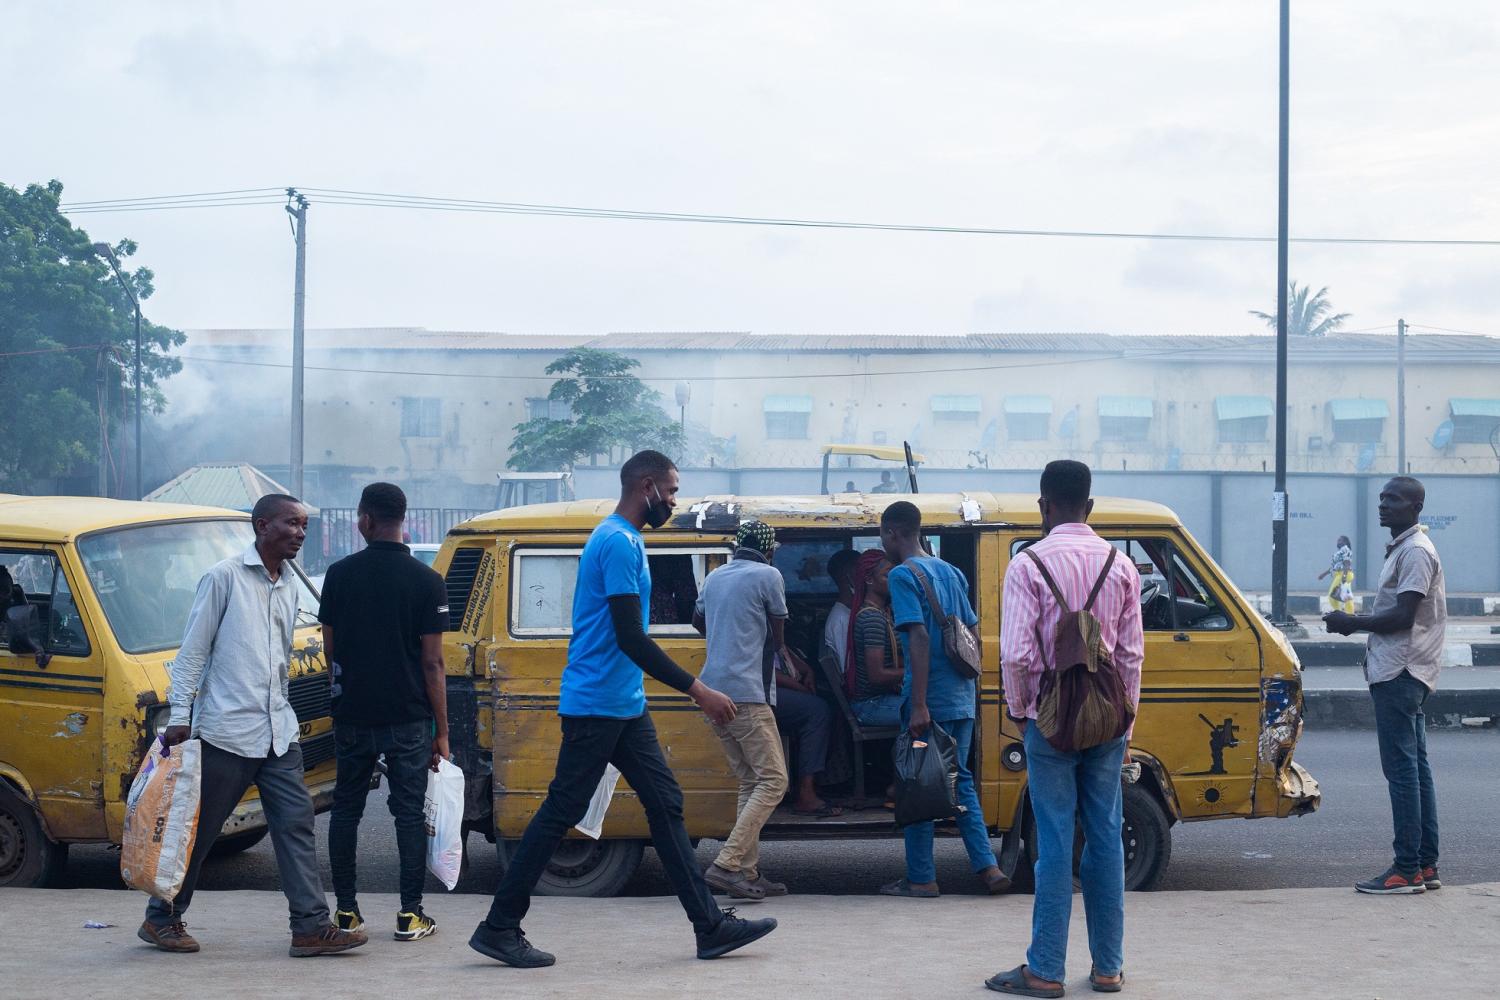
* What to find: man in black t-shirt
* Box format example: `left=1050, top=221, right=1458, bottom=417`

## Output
left=318, top=482, right=450, bottom=942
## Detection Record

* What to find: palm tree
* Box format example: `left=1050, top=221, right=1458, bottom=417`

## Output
left=1249, top=282, right=1352, bottom=337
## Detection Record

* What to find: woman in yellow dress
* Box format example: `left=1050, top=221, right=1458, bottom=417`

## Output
left=1317, top=534, right=1356, bottom=613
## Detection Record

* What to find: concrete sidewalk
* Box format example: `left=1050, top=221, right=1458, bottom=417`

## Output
left=5, top=885, right=1496, bottom=999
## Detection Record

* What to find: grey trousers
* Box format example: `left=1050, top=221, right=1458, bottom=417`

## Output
left=772, top=688, right=833, bottom=779
left=146, top=740, right=329, bottom=935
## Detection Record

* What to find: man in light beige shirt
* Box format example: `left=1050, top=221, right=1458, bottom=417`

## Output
left=1324, top=476, right=1446, bottom=896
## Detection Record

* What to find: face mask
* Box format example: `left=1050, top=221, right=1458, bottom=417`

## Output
left=644, top=483, right=672, bottom=529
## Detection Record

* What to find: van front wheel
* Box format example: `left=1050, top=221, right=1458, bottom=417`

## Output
left=1121, top=783, right=1172, bottom=891
left=0, top=784, right=67, bottom=888
left=503, top=837, right=645, bottom=898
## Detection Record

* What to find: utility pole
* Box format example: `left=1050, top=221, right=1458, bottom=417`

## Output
left=1270, top=0, right=1292, bottom=627
left=93, top=243, right=143, bottom=498
left=286, top=189, right=309, bottom=500
left=1397, top=318, right=1407, bottom=474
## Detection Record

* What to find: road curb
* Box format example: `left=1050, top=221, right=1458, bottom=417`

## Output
left=1303, top=686, right=1500, bottom=730
left=1295, top=641, right=1500, bottom=668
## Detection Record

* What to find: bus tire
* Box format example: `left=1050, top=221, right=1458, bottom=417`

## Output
left=503, top=837, right=645, bottom=898
left=208, top=828, right=269, bottom=858
left=1121, top=782, right=1172, bottom=891
left=0, top=783, right=67, bottom=888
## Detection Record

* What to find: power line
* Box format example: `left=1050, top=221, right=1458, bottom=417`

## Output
left=56, top=185, right=1500, bottom=247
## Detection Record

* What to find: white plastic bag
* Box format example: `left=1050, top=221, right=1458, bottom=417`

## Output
left=121, top=737, right=203, bottom=901
left=424, top=758, right=466, bottom=891
left=574, top=765, right=622, bottom=840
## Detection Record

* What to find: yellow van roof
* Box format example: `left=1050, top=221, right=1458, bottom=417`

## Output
left=452, top=492, right=1179, bottom=534
left=0, top=495, right=248, bottom=543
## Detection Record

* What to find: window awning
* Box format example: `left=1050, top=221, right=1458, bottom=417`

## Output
left=1003, top=395, right=1053, bottom=415
left=1098, top=396, right=1153, bottom=419
left=1214, top=395, right=1274, bottom=421
left=1329, top=399, right=1390, bottom=421
left=763, top=395, right=813, bottom=413
left=1450, top=398, right=1500, bottom=418
left=931, top=395, right=982, bottom=413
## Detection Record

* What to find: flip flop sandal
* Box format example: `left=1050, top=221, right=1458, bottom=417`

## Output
left=791, top=803, right=844, bottom=817
left=984, top=965, right=1064, bottom=998
left=878, top=878, right=940, bottom=898
left=1090, top=967, right=1124, bottom=993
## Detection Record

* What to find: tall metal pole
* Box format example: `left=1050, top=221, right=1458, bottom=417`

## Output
left=133, top=301, right=142, bottom=499
left=1271, top=0, right=1292, bottom=626
left=1397, top=318, right=1407, bottom=474
left=287, top=190, right=308, bottom=499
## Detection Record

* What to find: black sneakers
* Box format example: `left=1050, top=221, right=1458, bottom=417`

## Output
left=1355, top=866, right=1425, bottom=895
left=468, top=923, right=556, bottom=967
left=695, top=908, right=778, bottom=960
left=1421, top=865, right=1442, bottom=890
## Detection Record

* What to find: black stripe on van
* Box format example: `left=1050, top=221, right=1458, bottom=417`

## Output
left=0, top=678, right=103, bottom=696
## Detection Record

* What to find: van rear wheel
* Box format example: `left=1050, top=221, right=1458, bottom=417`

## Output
left=503, top=837, right=645, bottom=897
left=1121, top=783, right=1172, bottom=891
left=0, top=784, right=67, bottom=888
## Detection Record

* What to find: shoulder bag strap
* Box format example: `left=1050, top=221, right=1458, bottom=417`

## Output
left=1083, top=547, right=1119, bottom=612
left=903, top=559, right=948, bottom=623
left=1021, top=548, right=1072, bottom=614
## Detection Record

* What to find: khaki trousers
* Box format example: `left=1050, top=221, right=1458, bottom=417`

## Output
left=711, top=703, right=789, bottom=875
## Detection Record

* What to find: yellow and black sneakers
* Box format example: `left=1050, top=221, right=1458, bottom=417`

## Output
left=335, top=908, right=365, bottom=933
left=395, top=909, right=437, bottom=941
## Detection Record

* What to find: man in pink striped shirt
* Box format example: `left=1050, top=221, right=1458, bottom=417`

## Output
left=987, top=461, right=1142, bottom=998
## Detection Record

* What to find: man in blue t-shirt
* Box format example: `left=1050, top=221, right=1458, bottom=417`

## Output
left=878, top=500, right=1007, bottom=899
left=471, top=451, right=778, bottom=969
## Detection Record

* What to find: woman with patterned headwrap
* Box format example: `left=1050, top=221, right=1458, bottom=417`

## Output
left=845, top=550, right=905, bottom=727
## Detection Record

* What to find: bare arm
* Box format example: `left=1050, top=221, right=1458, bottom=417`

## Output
left=1326, top=591, right=1421, bottom=636
left=863, top=639, right=903, bottom=689
left=692, top=607, right=706, bottom=636
left=420, top=633, right=450, bottom=770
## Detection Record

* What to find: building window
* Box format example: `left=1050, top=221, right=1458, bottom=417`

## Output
left=1098, top=396, right=1152, bottom=442
left=400, top=397, right=442, bottom=437
left=931, top=395, right=981, bottom=423
left=1450, top=399, right=1500, bottom=444
left=1003, top=395, right=1051, bottom=441
left=763, top=395, right=812, bottom=440
left=1329, top=399, right=1388, bottom=444
left=1215, top=396, right=1272, bottom=443
left=526, top=397, right=574, bottom=422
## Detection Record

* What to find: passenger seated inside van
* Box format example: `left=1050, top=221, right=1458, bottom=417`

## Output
left=821, top=549, right=859, bottom=678
left=772, top=645, right=842, bottom=817
left=0, top=565, right=24, bottom=610
left=847, top=551, right=903, bottom=727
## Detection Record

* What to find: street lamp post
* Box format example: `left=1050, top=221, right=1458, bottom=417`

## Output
left=1270, top=0, right=1293, bottom=627
left=93, top=243, right=143, bottom=500
left=674, top=381, right=691, bottom=435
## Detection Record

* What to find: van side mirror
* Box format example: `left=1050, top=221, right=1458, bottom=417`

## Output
left=5, top=604, right=51, bottom=667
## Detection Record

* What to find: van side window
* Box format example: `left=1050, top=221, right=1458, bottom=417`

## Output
left=1008, top=536, right=1232, bottom=632
left=0, top=551, right=91, bottom=657
left=509, top=548, right=727, bottom=638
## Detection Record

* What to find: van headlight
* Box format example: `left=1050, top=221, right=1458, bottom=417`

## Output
left=145, top=703, right=173, bottom=739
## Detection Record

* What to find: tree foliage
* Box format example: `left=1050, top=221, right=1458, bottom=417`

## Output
left=1249, top=281, right=1352, bottom=337
left=0, top=180, right=184, bottom=489
left=506, top=348, right=684, bottom=471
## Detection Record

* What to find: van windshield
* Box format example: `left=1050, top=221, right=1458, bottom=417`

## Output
left=78, top=519, right=319, bottom=654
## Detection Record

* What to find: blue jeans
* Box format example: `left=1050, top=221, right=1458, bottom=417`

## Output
left=329, top=719, right=433, bottom=912
left=1370, top=671, right=1439, bottom=873
left=852, top=692, right=902, bottom=727
left=1024, top=724, right=1126, bottom=983
left=901, top=715, right=997, bottom=883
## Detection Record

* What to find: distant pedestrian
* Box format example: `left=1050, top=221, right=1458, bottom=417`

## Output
left=318, top=482, right=451, bottom=941
left=469, top=451, right=777, bottom=967
left=1318, top=534, right=1356, bottom=613
left=870, top=470, right=899, bottom=494
left=988, top=461, right=1143, bottom=997
left=1324, top=477, right=1446, bottom=895
left=877, top=501, right=1008, bottom=898
left=693, top=519, right=793, bottom=900
left=140, top=494, right=366, bottom=957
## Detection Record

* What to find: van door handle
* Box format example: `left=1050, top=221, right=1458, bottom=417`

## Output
left=1173, top=632, right=1190, bottom=642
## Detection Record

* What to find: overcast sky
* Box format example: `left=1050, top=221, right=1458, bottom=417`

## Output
left=6, top=1, right=1497, bottom=337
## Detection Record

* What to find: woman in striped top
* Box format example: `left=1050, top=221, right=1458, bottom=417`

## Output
left=847, top=552, right=905, bottom=727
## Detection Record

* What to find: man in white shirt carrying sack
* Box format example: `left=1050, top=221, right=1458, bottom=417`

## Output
left=139, top=494, right=366, bottom=958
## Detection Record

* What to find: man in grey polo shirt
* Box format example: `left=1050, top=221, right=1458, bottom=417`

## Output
left=1324, top=476, right=1447, bottom=895
left=692, top=519, right=791, bottom=900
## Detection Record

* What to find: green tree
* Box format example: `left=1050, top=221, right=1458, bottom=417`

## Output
left=507, top=348, right=684, bottom=471
left=1249, top=281, right=1352, bottom=337
left=0, top=180, right=184, bottom=490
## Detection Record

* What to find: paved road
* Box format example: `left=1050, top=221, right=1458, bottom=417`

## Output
left=59, top=728, right=1500, bottom=901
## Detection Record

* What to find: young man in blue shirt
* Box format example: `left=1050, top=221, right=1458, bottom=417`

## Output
left=470, top=451, right=778, bottom=968
left=878, top=500, right=1008, bottom=898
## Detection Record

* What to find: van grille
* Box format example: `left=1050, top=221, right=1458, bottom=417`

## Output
left=300, top=731, right=335, bottom=772
left=445, top=547, right=485, bottom=631
left=287, top=671, right=331, bottom=722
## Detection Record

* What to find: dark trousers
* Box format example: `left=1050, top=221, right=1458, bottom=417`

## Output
left=772, top=687, right=832, bottom=778
left=1370, top=670, right=1440, bottom=873
left=484, top=712, right=722, bottom=935
left=328, top=719, right=432, bottom=912
left=145, top=740, right=328, bottom=935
